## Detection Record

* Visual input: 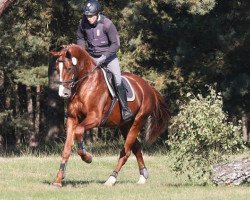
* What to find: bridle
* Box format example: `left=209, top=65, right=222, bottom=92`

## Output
left=56, top=59, right=78, bottom=88
left=56, top=57, right=99, bottom=89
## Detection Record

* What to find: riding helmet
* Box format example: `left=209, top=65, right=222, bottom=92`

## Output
left=83, top=0, right=101, bottom=16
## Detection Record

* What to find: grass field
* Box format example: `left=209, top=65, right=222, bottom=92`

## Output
left=0, top=154, right=249, bottom=200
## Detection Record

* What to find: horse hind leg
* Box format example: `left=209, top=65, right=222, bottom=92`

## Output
left=104, top=121, right=145, bottom=186
left=104, top=146, right=132, bottom=186
left=132, top=139, right=149, bottom=184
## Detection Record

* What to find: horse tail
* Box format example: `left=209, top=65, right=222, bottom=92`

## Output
left=144, top=88, right=170, bottom=144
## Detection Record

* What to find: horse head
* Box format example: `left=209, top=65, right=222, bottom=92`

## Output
left=51, top=44, right=95, bottom=98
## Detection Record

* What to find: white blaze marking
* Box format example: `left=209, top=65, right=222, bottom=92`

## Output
left=59, top=62, right=63, bottom=82
left=58, top=62, right=71, bottom=98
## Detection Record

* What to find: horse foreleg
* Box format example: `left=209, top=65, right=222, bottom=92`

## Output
left=52, top=118, right=75, bottom=188
left=75, top=112, right=99, bottom=164
left=132, top=140, right=149, bottom=184
left=75, top=133, right=93, bottom=164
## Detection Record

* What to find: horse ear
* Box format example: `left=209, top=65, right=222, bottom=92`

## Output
left=65, top=51, right=72, bottom=59
left=72, top=57, right=78, bottom=65
left=50, top=45, right=65, bottom=57
left=50, top=51, right=61, bottom=57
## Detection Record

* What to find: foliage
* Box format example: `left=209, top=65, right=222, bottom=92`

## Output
left=14, top=66, right=48, bottom=86
left=0, top=0, right=52, bottom=72
left=0, top=111, right=29, bottom=145
left=168, top=0, right=216, bottom=15
left=168, top=87, right=245, bottom=184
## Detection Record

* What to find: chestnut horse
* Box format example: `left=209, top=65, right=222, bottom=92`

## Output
left=51, top=44, right=170, bottom=187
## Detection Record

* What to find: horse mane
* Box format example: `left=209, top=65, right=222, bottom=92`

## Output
left=64, top=44, right=95, bottom=71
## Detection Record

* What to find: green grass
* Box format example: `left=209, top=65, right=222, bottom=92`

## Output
left=0, top=154, right=249, bottom=200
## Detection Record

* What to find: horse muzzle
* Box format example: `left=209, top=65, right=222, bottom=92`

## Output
left=58, top=85, right=71, bottom=98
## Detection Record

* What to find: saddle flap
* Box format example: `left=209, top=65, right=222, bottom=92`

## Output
left=101, top=68, right=135, bottom=101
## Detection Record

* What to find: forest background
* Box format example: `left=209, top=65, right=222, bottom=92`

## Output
left=0, top=0, right=249, bottom=154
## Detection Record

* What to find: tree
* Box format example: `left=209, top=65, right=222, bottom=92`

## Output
left=0, top=0, right=55, bottom=150
left=168, top=88, right=244, bottom=184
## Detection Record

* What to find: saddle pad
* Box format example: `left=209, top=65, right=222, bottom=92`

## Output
left=101, top=68, right=135, bottom=101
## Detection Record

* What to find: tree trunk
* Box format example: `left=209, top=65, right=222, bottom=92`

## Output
left=1, top=72, right=16, bottom=150
left=5, top=90, right=11, bottom=110
left=212, top=157, right=250, bottom=185
left=0, top=111, right=7, bottom=152
left=27, top=86, right=37, bottom=147
left=34, top=85, right=41, bottom=145
left=14, top=84, right=20, bottom=116
left=14, top=84, right=21, bottom=145
left=0, top=70, right=4, bottom=89
left=242, top=112, right=249, bottom=142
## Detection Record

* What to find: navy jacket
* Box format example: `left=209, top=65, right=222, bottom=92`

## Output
left=77, top=15, right=120, bottom=58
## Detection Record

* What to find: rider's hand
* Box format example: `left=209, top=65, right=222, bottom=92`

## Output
left=95, top=55, right=106, bottom=66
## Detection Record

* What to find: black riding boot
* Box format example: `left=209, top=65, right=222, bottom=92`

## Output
left=116, top=84, right=133, bottom=122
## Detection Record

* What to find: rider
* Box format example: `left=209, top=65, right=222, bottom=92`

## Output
left=76, top=0, right=133, bottom=122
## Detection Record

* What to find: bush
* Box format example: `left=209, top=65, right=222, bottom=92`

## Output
left=168, top=87, right=244, bottom=184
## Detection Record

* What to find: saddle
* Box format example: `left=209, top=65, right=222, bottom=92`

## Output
left=100, top=68, right=135, bottom=101
left=100, top=68, right=135, bottom=126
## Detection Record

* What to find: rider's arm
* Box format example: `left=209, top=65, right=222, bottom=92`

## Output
left=76, top=21, right=86, bottom=49
left=103, top=20, right=120, bottom=59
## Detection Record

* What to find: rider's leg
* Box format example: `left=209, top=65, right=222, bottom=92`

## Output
left=106, top=57, right=133, bottom=121
left=116, top=83, right=133, bottom=121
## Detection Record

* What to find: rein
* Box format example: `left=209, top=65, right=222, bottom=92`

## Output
left=72, top=65, right=99, bottom=87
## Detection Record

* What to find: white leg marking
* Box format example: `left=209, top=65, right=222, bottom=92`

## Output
left=104, top=176, right=117, bottom=186
left=137, top=175, right=147, bottom=184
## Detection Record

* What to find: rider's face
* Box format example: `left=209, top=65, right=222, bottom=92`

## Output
left=86, top=15, right=98, bottom=24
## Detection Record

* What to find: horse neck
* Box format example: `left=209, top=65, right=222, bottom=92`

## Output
left=75, top=50, right=102, bottom=89
left=78, top=50, right=96, bottom=76
left=75, top=67, right=103, bottom=96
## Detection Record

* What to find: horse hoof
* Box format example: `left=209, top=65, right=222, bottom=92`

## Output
left=81, top=152, right=93, bottom=164
left=51, top=182, right=62, bottom=188
left=137, top=175, right=147, bottom=185
left=104, top=176, right=116, bottom=186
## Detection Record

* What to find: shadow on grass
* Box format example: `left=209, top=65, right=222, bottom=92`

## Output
left=43, top=179, right=136, bottom=187
left=43, top=179, right=104, bottom=187
left=164, top=183, right=208, bottom=187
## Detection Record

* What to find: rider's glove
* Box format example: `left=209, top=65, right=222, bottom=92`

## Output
left=95, top=55, right=106, bottom=66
